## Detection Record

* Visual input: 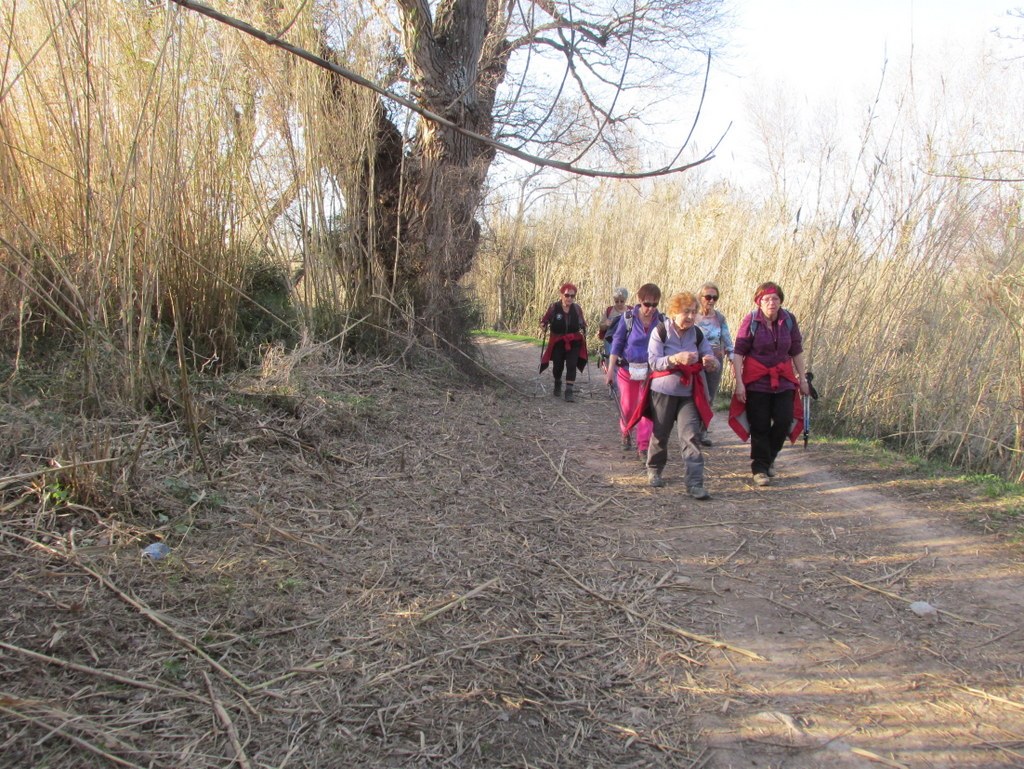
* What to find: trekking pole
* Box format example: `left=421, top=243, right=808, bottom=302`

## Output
left=599, top=341, right=614, bottom=399
left=607, top=366, right=623, bottom=418
left=608, top=371, right=633, bottom=449
left=802, top=371, right=815, bottom=450
left=802, top=391, right=811, bottom=449
left=537, top=329, right=549, bottom=396
left=584, top=347, right=593, bottom=398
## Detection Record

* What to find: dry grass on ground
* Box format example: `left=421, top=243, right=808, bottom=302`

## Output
left=0, top=345, right=720, bottom=768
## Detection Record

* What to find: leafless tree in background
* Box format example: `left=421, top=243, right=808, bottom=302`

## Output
left=196, top=0, right=724, bottom=341
left=382, top=1, right=723, bottom=338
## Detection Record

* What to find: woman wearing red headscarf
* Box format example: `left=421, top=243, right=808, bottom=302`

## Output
left=729, top=282, right=810, bottom=486
left=540, top=283, right=588, bottom=402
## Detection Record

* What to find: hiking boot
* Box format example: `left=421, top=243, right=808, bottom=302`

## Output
left=564, top=384, right=575, bottom=402
left=753, top=472, right=771, bottom=487
left=553, top=380, right=562, bottom=397
left=621, top=433, right=633, bottom=450
left=766, top=462, right=777, bottom=477
left=647, top=469, right=665, bottom=488
left=637, top=450, right=648, bottom=463
left=688, top=485, right=711, bottom=500
left=700, top=430, right=712, bottom=447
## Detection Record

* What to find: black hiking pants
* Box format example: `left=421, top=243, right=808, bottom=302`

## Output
left=746, top=389, right=795, bottom=475
left=551, top=341, right=582, bottom=384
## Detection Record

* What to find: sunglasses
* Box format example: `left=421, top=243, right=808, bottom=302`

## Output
left=703, top=295, right=719, bottom=301
left=563, top=293, right=576, bottom=298
left=642, top=301, right=659, bottom=308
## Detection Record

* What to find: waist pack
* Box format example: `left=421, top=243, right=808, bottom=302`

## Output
left=627, top=362, right=649, bottom=381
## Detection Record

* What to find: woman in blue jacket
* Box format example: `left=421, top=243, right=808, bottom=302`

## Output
left=604, top=283, right=662, bottom=457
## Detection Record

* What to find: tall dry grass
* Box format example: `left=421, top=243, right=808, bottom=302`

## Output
left=470, top=48, right=1024, bottom=479
left=0, top=0, right=392, bottom=410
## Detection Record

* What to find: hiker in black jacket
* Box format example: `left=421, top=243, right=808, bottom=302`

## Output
left=539, top=283, right=588, bottom=402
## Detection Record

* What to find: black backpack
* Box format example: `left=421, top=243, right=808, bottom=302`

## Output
left=656, top=320, right=704, bottom=347
left=549, top=301, right=585, bottom=334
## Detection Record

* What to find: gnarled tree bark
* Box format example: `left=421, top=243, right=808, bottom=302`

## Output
left=388, top=0, right=511, bottom=332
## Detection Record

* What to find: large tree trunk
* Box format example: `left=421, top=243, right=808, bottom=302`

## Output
left=388, top=0, right=510, bottom=333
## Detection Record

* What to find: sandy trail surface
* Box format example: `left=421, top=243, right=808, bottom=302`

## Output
left=481, top=338, right=1024, bottom=769
left=3, top=337, right=1023, bottom=769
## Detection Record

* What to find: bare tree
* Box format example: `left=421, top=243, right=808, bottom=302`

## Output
left=171, top=0, right=724, bottom=341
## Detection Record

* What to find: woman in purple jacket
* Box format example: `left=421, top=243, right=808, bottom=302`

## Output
left=730, top=282, right=810, bottom=486
left=604, top=283, right=663, bottom=457
left=645, top=292, right=718, bottom=497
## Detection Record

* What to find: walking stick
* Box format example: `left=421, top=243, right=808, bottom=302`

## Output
left=608, top=369, right=634, bottom=449
left=802, top=389, right=811, bottom=449
left=584, top=346, right=593, bottom=398
left=536, top=329, right=549, bottom=395
left=610, top=373, right=626, bottom=423
left=802, top=371, right=818, bottom=449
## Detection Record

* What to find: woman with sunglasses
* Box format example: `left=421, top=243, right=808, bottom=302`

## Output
left=604, top=283, right=663, bottom=456
left=598, top=287, right=630, bottom=368
left=540, top=283, right=588, bottom=402
left=729, top=282, right=810, bottom=486
left=643, top=291, right=718, bottom=496
left=695, top=282, right=734, bottom=446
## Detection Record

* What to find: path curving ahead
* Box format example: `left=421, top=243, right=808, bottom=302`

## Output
left=481, top=337, right=1024, bottom=769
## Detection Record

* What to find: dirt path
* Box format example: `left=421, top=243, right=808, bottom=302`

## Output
left=4, top=338, right=1024, bottom=768
left=481, top=338, right=1024, bottom=769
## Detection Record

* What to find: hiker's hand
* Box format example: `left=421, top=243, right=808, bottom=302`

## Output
left=734, top=381, right=747, bottom=404
left=702, top=355, right=718, bottom=372
left=799, top=378, right=811, bottom=396
left=605, top=369, right=615, bottom=386
left=671, top=351, right=696, bottom=366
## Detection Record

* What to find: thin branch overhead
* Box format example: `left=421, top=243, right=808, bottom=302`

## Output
left=166, top=0, right=716, bottom=179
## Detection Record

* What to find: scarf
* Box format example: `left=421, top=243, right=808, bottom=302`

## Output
left=624, top=363, right=713, bottom=432
left=728, top=357, right=804, bottom=442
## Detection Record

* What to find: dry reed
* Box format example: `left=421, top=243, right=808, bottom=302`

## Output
left=469, top=52, right=1024, bottom=480
left=0, top=0, right=396, bottom=407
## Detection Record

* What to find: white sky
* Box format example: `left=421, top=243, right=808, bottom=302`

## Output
left=690, top=0, right=1020, bottom=183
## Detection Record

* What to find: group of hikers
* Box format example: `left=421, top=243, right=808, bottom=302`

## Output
left=540, top=281, right=812, bottom=499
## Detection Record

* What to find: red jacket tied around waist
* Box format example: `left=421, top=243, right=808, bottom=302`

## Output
left=728, top=357, right=804, bottom=442
left=540, top=331, right=589, bottom=372
left=625, top=363, right=713, bottom=433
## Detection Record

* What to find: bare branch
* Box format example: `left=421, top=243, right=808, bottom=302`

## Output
left=166, top=0, right=715, bottom=179
left=927, top=173, right=1024, bottom=183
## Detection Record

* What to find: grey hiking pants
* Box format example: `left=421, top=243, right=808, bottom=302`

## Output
left=646, top=391, right=705, bottom=487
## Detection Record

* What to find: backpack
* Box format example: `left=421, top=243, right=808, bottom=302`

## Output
left=604, top=309, right=633, bottom=344
left=656, top=320, right=704, bottom=347
left=609, top=309, right=675, bottom=346
left=550, top=301, right=585, bottom=333
left=747, top=310, right=793, bottom=337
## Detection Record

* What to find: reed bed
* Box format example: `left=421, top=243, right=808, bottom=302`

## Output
left=470, top=54, right=1024, bottom=480
left=0, top=0, right=394, bottom=407
left=1, top=0, right=1022, bottom=483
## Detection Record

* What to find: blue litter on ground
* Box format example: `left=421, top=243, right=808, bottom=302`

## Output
left=141, top=542, right=171, bottom=560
